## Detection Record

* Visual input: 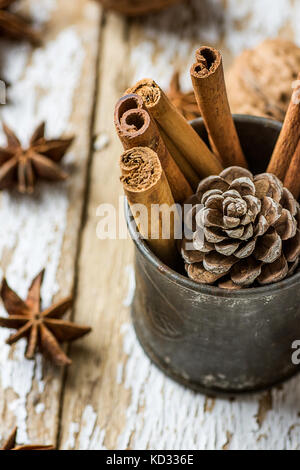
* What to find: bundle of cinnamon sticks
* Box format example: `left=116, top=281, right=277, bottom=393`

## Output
left=115, top=46, right=300, bottom=267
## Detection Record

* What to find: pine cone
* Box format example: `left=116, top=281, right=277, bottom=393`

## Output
left=181, top=167, right=300, bottom=289
left=96, top=0, right=180, bottom=15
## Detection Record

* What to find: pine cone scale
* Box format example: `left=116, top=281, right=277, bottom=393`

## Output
left=274, top=209, right=297, bottom=240
left=231, top=258, right=262, bottom=286
left=258, top=255, right=288, bottom=285
left=215, top=239, right=240, bottom=256
left=203, top=253, right=237, bottom=275
left=204, top=226, right=226, bottom=243
left=186, top=263, right=224, bottom=284
left=182, top=166, right=300, bottom=288
left=254, top=228, right=282, bottom=263
left=235, top=239, right=256, bottom=259
left=284, top=229, right=300, bottom=262
left=254, top=173, right=283, bottom=202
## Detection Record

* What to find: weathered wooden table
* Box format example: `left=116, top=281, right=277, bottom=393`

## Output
left=0, top=0, right=299, bottom=450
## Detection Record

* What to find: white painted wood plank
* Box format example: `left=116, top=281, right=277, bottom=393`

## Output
left=59, top=10, right=134, bottom=451
left=0, top=0, right=100, bottom=447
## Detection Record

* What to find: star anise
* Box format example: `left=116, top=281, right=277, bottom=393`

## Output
left=0, top=0, right=39, bottom=44
left=0, top=122, right=74, bottom=193
left=0, top=269, right=92, bottom=366
left=167, top=71, right=200, bottom=121
left=1, top=427, right=54, bottom=450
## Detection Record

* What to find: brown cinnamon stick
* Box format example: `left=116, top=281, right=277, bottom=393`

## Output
left=126, top=79, right=223, bottom=178
left=120, top=146, right=179, bottom=266
left=190, top=46, right=247, bottom=168
left=284, top=139, right=300, bottom=199
left=158, top=126, right=200, bottom=191
left=115, top=94, right=192, bottom=203
left=267, top=74, right=300, bottom=180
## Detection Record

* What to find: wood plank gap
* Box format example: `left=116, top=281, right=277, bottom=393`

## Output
left=58, top=11, right=133, bottom=450
left=55, top=7, right=105, bottom=450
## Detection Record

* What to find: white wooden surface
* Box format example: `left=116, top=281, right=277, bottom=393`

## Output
left=0, top=0, right=300, bottom=450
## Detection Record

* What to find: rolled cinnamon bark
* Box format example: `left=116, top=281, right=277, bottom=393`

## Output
left=284, top=140, right=300, bottom=200
left=267, top=74, right=300, bottom=180
left=120, top=146, right=179, bottom=266
left=115, top=94, right=192, bottom=203
left=126, top=79, right=223, bottom=178
left=158, top=126, right=199, bottom=191
left=190, top=46, right=247, bottom=168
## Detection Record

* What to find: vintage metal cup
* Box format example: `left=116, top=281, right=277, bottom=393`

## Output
left=125, top=115, right=300, bottom=395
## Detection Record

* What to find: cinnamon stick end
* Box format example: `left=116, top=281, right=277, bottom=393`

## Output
left=120, top=147, right=162, bottom=193
left=114, top=94, right=144, bottom=127
left=192, top=46, right=221, bottom=78
left=126, top=78, right=161, bottom=109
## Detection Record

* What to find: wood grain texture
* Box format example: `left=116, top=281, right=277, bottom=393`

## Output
left=59, top=12, right=134, bottom=450
left=1, top=0, right=300, bottom=450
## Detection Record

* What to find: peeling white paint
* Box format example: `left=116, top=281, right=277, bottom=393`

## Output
left=64, top=422, right=80, bottom=450
left=116, top=362, right=124, bottom=385
left=123, top=264, right=136, bottom=307
left=29, top=0, right=57, bottom=24
left=0, top=1, right=85, bottom=444
left=78, top=405, right=97, bottom=450
left=35, top=403, right=45, bottom=414
left=35, top=355, right=45, bottom=394
left=89, top=426, right=107, bottom=450
left=1, top=28, right=85, bottom=141
left=118, top=323, right=300, bottom=450
left=94, top=132, right=110, bottom=151
left=63, top=407, right=107, bottom=450
left=77, top=405, right=108, bottom=450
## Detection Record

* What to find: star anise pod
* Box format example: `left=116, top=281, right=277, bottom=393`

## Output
left=0, top=122, right=74, bottom=193
left=0, top=0, right=39, bottom=44
left=0, top=269, right=92, bottom=366
left=1, top=427, right=54, bottom=450
left=167, top=71, right=200, bottom=121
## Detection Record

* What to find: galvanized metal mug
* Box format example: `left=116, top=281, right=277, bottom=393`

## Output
left=125, top=115, right=300, bottom=395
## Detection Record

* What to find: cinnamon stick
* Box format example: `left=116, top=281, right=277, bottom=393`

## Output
left=120, top=146, right=179, bottom=266
left=158, top=126, right=199, bottom=191
left=267, top=74, right=300, bottom=180
left=126, top=79, right=223, bottom=178
left=284, top=139, right=300, bottom=199
left=190, top=46, right=247, bottom=168
left=115, top=93, right=192, bottom=203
